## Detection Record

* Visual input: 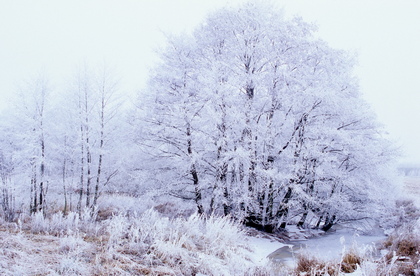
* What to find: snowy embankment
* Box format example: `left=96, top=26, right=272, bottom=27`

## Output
left=1, top=211, right=419, bottom=275
left=1, top=175, right=419, bottom=276
left=0, top=210, right=280, bottom=275
left=247, top=235, right=286, bottom=266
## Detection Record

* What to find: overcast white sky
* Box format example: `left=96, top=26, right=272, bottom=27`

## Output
left=1, top=0, right=419, bottom=164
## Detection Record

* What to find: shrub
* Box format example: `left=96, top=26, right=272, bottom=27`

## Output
left=378, top=220, right=420, bottom=275
left=29, top=208, right=100, bottom=236
left=57, top=256, right=90, bottom=275
left=102, top=209, right=260, bottom=275
left=340, top=251, right=361, bottom=273
left=295, top=255, right=338, bottom=276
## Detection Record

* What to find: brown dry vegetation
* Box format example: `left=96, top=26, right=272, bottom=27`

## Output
left=293, top=221, right=420, bottom=276
left=378, top=229, right=420, bottom=276
left=1, top=197, right=420, bottom=276
left=0, top=210, right=285, bottom=276
left=295, top=255, right=339, bottom=276
left=340, top=251, right=362, bottom=273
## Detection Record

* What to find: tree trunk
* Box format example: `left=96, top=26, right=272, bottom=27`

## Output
left=223, top=186, right=230, bottom=216
left=321, top=214, right=336, bottom=232
left=276, top=186, right=292, bottom=218
left=84, top=84, right=92, bottom=209
left=93, top=153, right=102, bottom=208
left=62, top=147, right=68, bottom=214
left=39, top=134, right=45, bottom=215
left=85, top=131, right=92, bottom=208
left=30, top=160, right=37, bottom=214
left=297, top=204, right=308, bottom=228
left=77, top=124, right=84, bottom=215
left=93, top=102, right=105, bottom=209
left=187, top=124, right=203, bottom=214
left=191, top=164, right=204, bottom=214
left=264, top=179, right=274, bottom=225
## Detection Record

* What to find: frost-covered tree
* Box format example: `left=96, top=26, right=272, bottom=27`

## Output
left=0, top=130, right=18, bottom=221
left=61, top=65, right=122, bottom=214
left=0, top=66, right=125, bottom=219
left=0, top=77, right=52, bottom=216
left=137, top=36, right=210, bottom=214
left=138, top=3, right=397, bottom=232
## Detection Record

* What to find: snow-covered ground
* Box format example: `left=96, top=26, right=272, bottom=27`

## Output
left=404, top=176, right=420, bottom=207
left=247, top=235, right=286, bottom=265
left=0, top=176, right=417, bottom=275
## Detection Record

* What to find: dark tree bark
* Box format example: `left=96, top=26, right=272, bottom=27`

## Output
left=187, top=124, right=204, bottom=214
left=321, top=214, right=336, bottom=232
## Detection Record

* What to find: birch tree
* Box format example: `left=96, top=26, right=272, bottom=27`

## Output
left=6, top=77, right=52, bottom=215
left=67, top=65, right=122, bottom=214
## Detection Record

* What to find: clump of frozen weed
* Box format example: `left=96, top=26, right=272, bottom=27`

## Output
left=373, top=218, right=420, bottom=275
left=28, top=211, right=46, bottom=234
left=29, top=208, right=99, bottom=236
left=106, top=213, right=130, bottom=251
left=59, top=233, right=89, bottom=254
left=244, top=264, right=292, bottom=276
left=102, top=209, right=261, bottom=275
left=57, top=255, right=90, bottom=275
left=295, top=254, right=339, bottom=276
left=56, top=231, right=94, bottom=275
left=293, top=241, right=374, bottom=275
left=378, top=227, right=420, bottom=275
left=340, top=250, right=362, bottom=273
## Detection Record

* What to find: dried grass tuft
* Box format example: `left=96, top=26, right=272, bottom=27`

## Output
left=340, top=251, right=362, bottom=273
left=379, top=223, right=420, bottom=276
left=295, top=254, right=338, bottom=276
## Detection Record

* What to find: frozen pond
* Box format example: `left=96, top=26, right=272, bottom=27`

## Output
left=268, top=227, right=386, bottom=265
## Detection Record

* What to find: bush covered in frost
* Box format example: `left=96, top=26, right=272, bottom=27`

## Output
left=29, top=208, right=98, bottom=235
left=103, top=209, right=264, bottom=275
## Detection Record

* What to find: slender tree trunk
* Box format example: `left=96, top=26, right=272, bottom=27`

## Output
left=315, top=215, right=323, bottom=229
left=298, top=160, right=316, bottom=228
left=30, top=159, right=37, bottom=214
left=85, top=147, right=91, bottom=207
left=223, top=185, right=230, bottom=216
left=191, top=164, right=204, bottom=214
left=321, top=214, right=336, bottom=232
left=39, top=133, right=45, bottom=215
left=186, top=123, right=204, bottom=214
left=276, top=186, right=293, bottom=229
left=62, top=159, right=68, bottom=214
left=297, top=203, right=308, bottom=228
left=93, top=153, right=102, bottom=208
left=77, top=124, right=84, bottom=215
left=93, top=99, right=105, bottom=209
left=264, top=179, right=274, bottom=227
left=62, top=137, right=68, bottom=214
left=85, top=125, right=92, bottom=208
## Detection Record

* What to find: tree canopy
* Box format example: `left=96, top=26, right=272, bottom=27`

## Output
left=138, top=3, right=397, bottom=232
